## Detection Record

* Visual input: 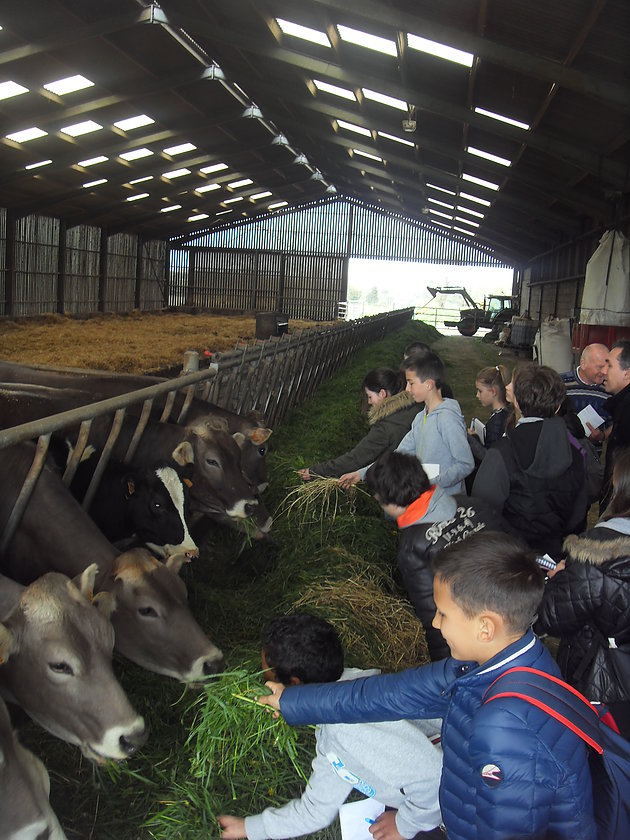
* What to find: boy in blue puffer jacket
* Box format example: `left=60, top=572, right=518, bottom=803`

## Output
left=258, top=532, right=597, bottom=840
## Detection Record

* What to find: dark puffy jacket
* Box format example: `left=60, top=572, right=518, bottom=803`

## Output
left=280, top=631, right=596, bottom=840
left=310, top=391, right=421, bottom=478
left=398, top=493, right=509, bottom=661
left=601, top=383, right=630, bottom=508
left=472, top=416, right=588, bottom=557
left=537, top=520, right=630, bottom=703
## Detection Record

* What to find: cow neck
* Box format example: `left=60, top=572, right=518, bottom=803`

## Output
left=397, top=487, right=436, bottom=528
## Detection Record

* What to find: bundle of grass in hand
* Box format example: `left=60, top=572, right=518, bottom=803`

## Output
left=277, top=475, right=370, bottom=533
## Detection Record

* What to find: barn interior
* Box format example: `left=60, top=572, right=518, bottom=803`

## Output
left=0, top=3, right=629, bottom=839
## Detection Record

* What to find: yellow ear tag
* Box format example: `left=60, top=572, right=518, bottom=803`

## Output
left=126, top=479, right=135, bottom=497
left=183, top=478, right=193, bottom=488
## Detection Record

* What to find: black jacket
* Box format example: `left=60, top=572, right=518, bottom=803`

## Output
left=398, top=492, right=509, bottom=661
left=537, top=521, right=630, bottom=703
left=472, top=416, right=588, bottom=557
left=601, top=383, right=630, bottom=508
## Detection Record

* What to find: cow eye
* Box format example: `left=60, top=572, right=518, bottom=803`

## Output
left=49, top=661, right=74, bottom=676
left=205, top=457, right=219, bottom=468
left=258, top=446, right=267, bottom=457
left=138, top=606, right=158, bottom=617
left=151, top=501, right=162, bottom=511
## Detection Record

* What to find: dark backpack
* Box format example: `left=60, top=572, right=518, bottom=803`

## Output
left=484, top=666, right=630, bottom=840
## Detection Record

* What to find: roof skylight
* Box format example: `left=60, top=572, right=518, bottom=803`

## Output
left=162, top=168, right=191, bottom=179
left=188, top=213, right=209, bottom=222
left=313, top=79, right=356, bottom=101
left=129, top=175, right=153, bottom=184
left=196, top=183, right=220, bottom=193
left=126, top=193, right=149, bottom=202
left=223, top=196, right=243, bottom=204
left=163, top=142, right=197, bottom=156
left=462, top=173, right=500, bottom=191
left=114, top=115, right=155, bottom=131
left=336, top=119, right=371, bottom=137
left=362, top=88, right=407, bottom=111
left=454, top=216, right=480, bottom=227
left=119, top=148, right=154, bottom=161
left=467, top=146, right=511, bottom=167
left=82, top=178, right=107, bottom=188
left=251, top=191, right=272, bottom=200
left=430, top=209, right=454, bottom=220
left=60, top=120, right=102, bottom=137
left=460, top=191, right=492, bottom=207
left=228, top=178, right=253, bottom=188
left=427, top=183, right=456, bottom=196
left=200, top=162, right=228, bottom=174
left=269, top=201, right=288, bottom=209
left=6, top=127, right=47, bottom=142
left=456, top=205, right=484, bottom=219
left=276, top=18, right=330, bottom=47
left=0, top=80, right=29, bottom=100
left=337, top=24, right=397, bottom=57
left=43, top=75, right=94, bottom=95
left=475, top=107, right=530, bottom=131
left=25, top=159, right=52, bottom=170
left=352, top=149, right=383, bottom=162
left=407, top=33, right=473, bottom=67
left=160, top=204, right=182, bottom=213
left=216, top=209, right=233, bottom=215
left=78, top=155, right=108, bottom=166
left=377, top=130, right=415, bottom=147
left=428, top=197, right=455, bottom=210
left=453, top=226, right=474, bottom=236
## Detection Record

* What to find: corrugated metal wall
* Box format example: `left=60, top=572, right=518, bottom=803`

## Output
left=171, top=196, right=509, bottom=321
left=0, top=207, right=168, bottom=317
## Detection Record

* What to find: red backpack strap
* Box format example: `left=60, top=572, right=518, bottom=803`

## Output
left=484, top=666, right=604, bottom=755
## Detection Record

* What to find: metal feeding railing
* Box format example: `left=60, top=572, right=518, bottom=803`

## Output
left=0, top=308, right=414, bottom=552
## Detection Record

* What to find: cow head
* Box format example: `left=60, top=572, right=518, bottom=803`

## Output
left=0, top=568, right=147, bottom=763
left=104, top=548, right=224, bottom=682
left=0, top=696, right=67, bottom=840
left=173, top=419, right=273, bottom=533
left=238, top=411, right=272, bottom=493
left=123, top=465, right=199, bottom=560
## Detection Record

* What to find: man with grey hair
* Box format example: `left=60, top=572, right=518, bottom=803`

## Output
left=600, top=339, right=630, bottom=510
left=561, top=342, right=611, bottom=447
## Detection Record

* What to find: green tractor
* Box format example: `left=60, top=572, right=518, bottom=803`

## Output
left=427, top=286, right=516, bottom=338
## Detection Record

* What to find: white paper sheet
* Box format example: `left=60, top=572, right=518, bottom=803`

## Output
left=577, top=404, right=605, bottom=437
left=471, top=417, right=486, bottom=444
left=339, top=798, right=385, bottom=840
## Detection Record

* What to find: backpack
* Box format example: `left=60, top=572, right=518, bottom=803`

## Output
left=484, top=666, right=630, bottom=840
left=566, top=430, right=604, bottom=505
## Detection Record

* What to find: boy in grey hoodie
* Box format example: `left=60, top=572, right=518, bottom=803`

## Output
left=340, top=352, right=474, bottom=495
left=218, top=614, right=443, bottom=840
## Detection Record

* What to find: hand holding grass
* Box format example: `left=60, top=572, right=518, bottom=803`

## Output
left=339, top=470, right=361, bottom=488
left=258, top=681, right=285, bottom=716
left=218, top=814, right=246, bottom=838
left=297, top=467, right=312, bottom=481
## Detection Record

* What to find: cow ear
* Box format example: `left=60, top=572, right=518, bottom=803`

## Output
left=0, top=623, right=17, bottom=664
left=165, top=552, right=191, bottom=575
left=73, top=563, right=99, bottom=602
left=172, top=441, right=195, bottom=466
left=92, top=591, right=116, bottom=619
left=247, top=427, right=272, bottom=445
left=232, top=431, right=246, bottom=449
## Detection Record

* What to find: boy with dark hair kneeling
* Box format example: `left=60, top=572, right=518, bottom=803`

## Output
left=366, top=452, right=508, bottom=662
left=219, top=613, right=443, bottom=840
left=258, top=534, right=597, bottom=840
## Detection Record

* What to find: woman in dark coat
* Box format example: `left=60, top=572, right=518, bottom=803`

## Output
left=298, top=367, right=421, bottom=480
left=537, top=447, right=630, bottom=736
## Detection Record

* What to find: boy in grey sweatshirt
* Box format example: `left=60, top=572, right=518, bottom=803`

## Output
left=218, top=614, right=443, bottom=840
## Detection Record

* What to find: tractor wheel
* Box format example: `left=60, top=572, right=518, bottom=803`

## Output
left=457, top=318, right=478, bottom=336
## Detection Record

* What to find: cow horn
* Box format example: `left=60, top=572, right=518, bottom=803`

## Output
left=165, top=552, right=190, bottom=575
left=0, top=623, right=17, bottom=664
left=76, top=563, right=99, bottom=602
left=232, top=431, right=246, bottom=448
left=93, top=591, right=117, bottom=619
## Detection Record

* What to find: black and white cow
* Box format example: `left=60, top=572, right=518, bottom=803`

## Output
left=0, top=567, right=147, bottom=762
left=0, top=695, right=67, bottom=840
left=47, top=437, right=198, bottom=558
left=0, top=381, right=272, bottom=535
left=0, top=362, right=273, bottom=494
left=0, top=443, right=225, bottom=682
